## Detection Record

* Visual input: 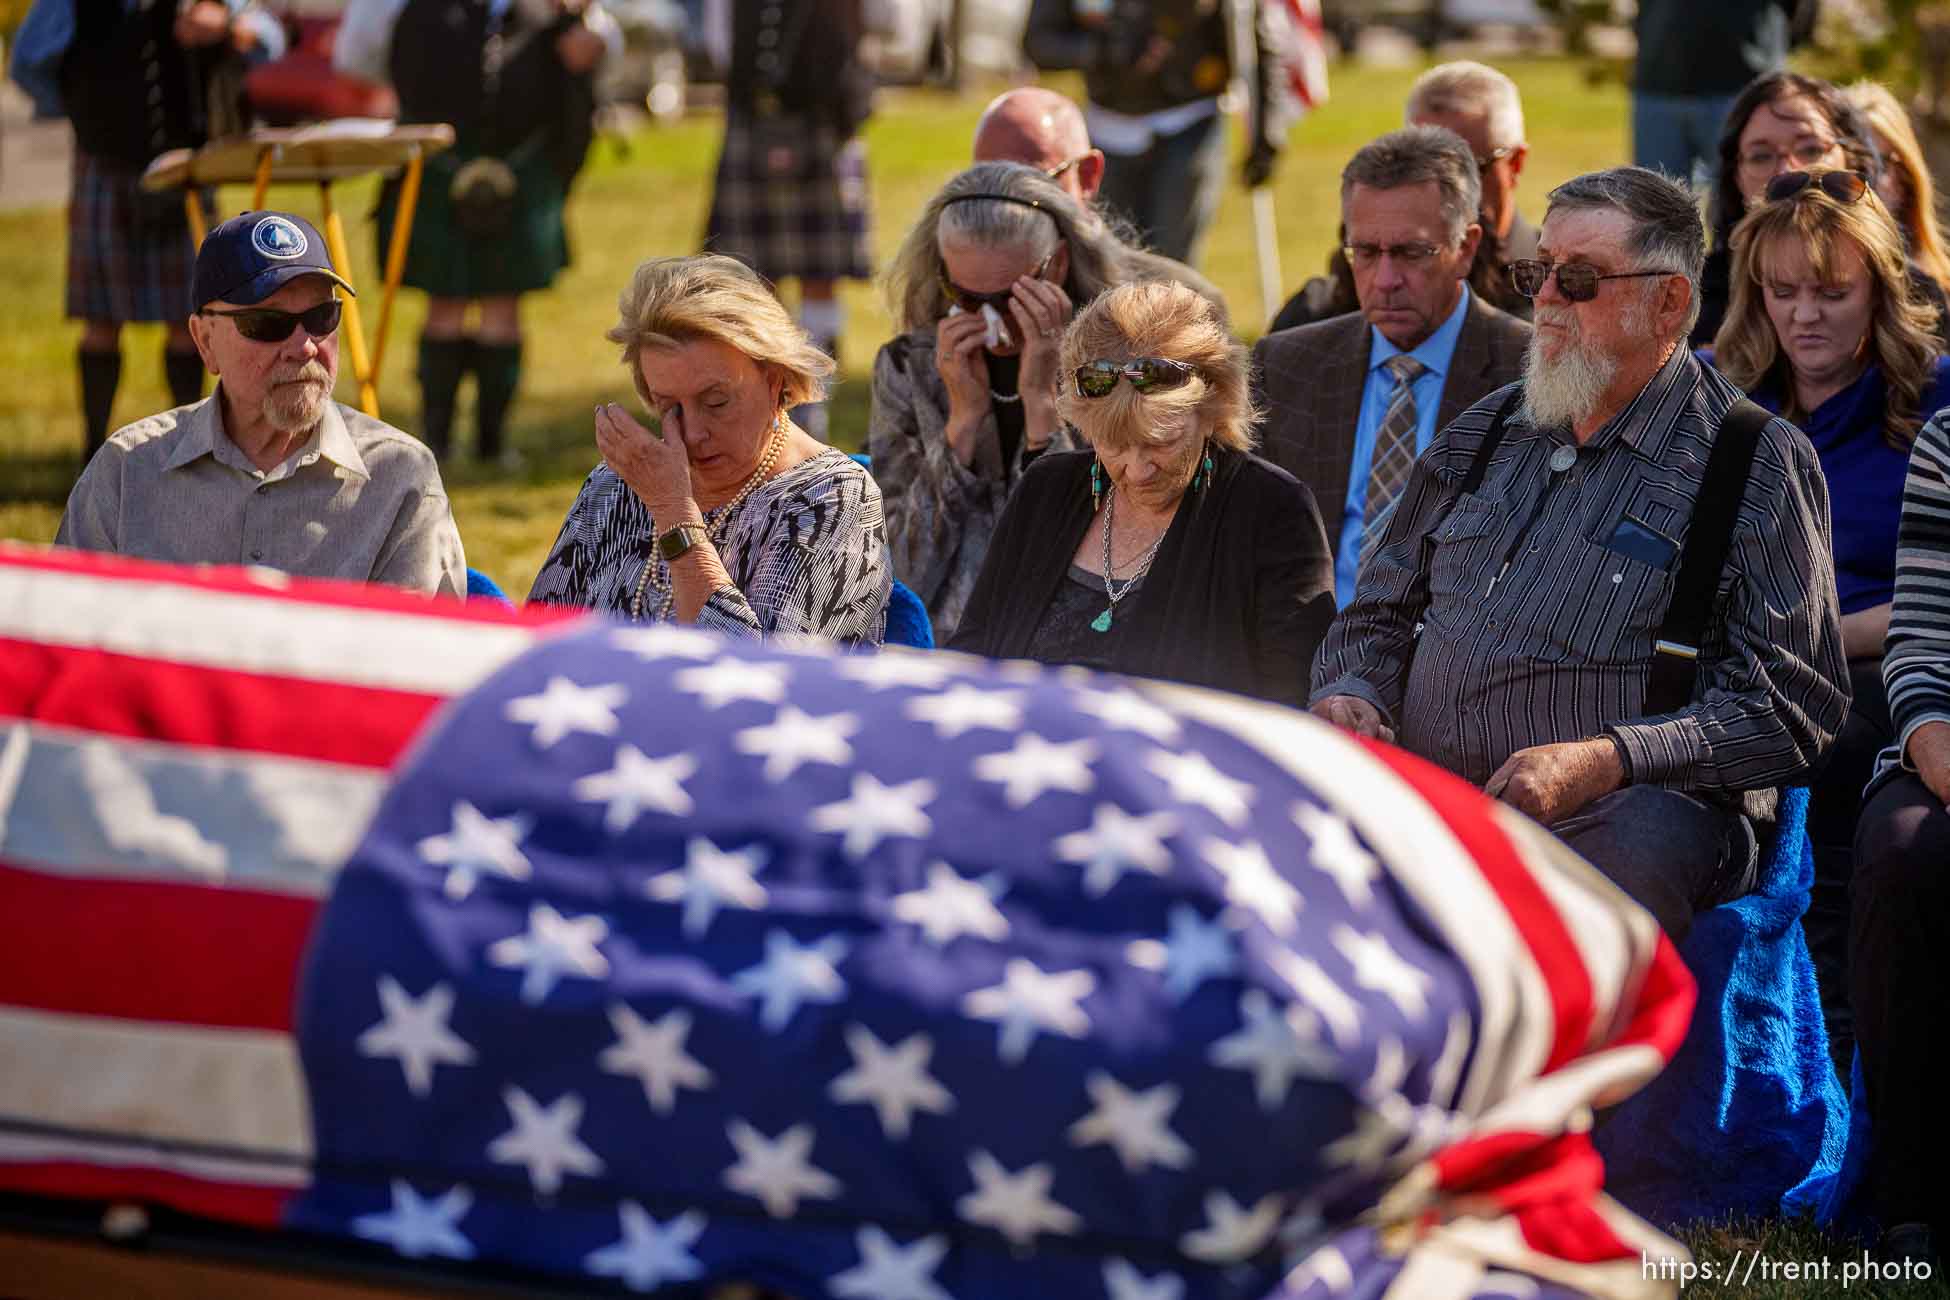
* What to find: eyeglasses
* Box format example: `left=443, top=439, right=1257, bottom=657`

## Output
left=1043, top=155, right=1088, bottom=182
left=1074, top=356, right=1197, bottom=398
left=1508, top=259, right=1677, bottom=303
left=198, top=300, right=343, bottom=343
left=1763, top=168, right=1869, bottom=205
left=1342, top=241, right=1444, bottom=268
left=1475, top=143, right=1518, bottom=171
left=938, top=250, right=1056, bottom=315
left=1738, top=139, right=1841, bottom=173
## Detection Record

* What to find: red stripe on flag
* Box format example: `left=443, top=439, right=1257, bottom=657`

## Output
left=0, top=864, right=317, bottom=1032
left=0, top=1163, right=292, bottom=1229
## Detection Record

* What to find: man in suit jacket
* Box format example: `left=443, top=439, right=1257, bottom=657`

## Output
left=1253, top=126, right=1531, bottom=606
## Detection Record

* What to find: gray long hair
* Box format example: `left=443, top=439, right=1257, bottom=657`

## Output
left=883, top=161, right=1131, bottom=333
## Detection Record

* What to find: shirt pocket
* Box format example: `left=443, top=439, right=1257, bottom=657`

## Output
left=1530, top=511, right=1678, bottom=666
left=1425, top=493, right=1506, bottom=610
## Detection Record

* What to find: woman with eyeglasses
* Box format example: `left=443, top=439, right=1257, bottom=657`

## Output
left=1695, top=71, right=1947, bottom=346
left=1709, top=167, right=1949, bottom=1070
left=1845, top=80, right=1950, bottom=300
left=948, top=280, right=1335, bottom=706
left=868, top=162, right=1135, bottom=642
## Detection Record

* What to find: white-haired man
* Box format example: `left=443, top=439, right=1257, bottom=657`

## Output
left=1310, top=167, right=1846, bottom=942
left=1406, top=60, right=1539, bottom=283
left=56, top=211, right=465, bottom=596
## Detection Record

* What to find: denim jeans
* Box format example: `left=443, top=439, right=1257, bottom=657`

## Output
left=1551, top=784, right=1758, bottom=942
left=1096, top=111, right=1227, bottom=268
left=1632, top=91, right=1740, bottom=190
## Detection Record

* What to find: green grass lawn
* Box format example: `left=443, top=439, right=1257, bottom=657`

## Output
left=0, top=56, right=1633, bottom=594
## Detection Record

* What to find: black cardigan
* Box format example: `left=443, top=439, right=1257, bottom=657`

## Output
left=948, top=447, right=1335, bottom=708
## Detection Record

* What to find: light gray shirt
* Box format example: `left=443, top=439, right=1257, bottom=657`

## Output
left=55, top=391, right=466, bottom=598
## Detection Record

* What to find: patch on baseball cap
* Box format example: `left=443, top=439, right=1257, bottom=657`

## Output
left=250, top=215, right=309, bottom=261
left=191, top=210, right=355, bottom=312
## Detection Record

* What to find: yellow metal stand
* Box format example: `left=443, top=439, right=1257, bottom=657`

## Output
left=316, top=183, right=379, bottom=417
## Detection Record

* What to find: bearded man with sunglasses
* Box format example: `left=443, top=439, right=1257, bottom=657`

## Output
left=56, top=211, right=466, bottom=598
left=1311, top=167, right=1847, bottom=942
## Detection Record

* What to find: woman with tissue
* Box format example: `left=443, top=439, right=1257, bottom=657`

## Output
left=869, top=162, right=1134, bottom=640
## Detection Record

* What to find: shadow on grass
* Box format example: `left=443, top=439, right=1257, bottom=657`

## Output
left=0, top=450, right=84, bottom=508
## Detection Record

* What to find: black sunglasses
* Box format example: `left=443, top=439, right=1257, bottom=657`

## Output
left=1508, top=259, right=1676, bottom=303
left=938, top=250, right=1056, bottom=315
left=1764, top=169, right=1869, bottom=205
left=1074, top=356, right=1197, bottom=398
left=199, top=300, right=343, bottom=343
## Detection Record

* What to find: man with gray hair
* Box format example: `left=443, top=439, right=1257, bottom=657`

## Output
left=1405, top=60, right=1539, bottom=284
left=1310, top=166, right=1846, bottom=941
left=1254, top=125, right=1530, bottom=608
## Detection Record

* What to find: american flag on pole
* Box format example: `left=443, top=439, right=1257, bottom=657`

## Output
left=0, top=543, right=1694, bottom=1299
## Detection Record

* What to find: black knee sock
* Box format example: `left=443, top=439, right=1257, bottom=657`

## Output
left=78, top=346, right=121, bottom=460
left=472, top=339, right=522, bottom=460
left=418, top=335, right=468, bottom=457
left=164, top=346, right=205, bottom=408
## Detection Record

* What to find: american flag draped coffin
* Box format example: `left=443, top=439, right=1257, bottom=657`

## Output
left=0, top=544, right=1695, bottom=1300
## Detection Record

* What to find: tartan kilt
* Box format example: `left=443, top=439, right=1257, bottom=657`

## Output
left=374, top=150, right=569, bottom=299
left=703, top=113, right=872, bottom=284
left=66, top=151, right=211, bottom=323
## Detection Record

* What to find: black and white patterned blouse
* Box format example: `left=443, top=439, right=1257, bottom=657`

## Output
left=527, top=450, right=890, bottom=645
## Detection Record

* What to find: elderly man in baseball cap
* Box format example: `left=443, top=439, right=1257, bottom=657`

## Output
left=56, top=211, right=465, bottom=596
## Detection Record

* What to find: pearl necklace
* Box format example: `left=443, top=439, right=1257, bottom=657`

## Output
left=629, top=412, right=789, bottom=623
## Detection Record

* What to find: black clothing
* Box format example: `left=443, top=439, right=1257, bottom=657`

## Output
left=1022, top=565, right=1149, bottom=674
left=985, top=353, right=1024, bottom=472
left=723, top=0, right=870, bottom=136
left=1631, top=0, right=1811, bottom=97
left=949, top=446, right=1335, bottom=708
left=61, top=0, right=224, bottom=169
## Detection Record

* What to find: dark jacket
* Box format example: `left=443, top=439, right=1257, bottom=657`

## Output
left=1632, top=0, right=1813, bottom=97
left=948, top=446, right=1335, bottom=708
left=1251, top=293, right=1531, bottom=558
left=725, top=0, right=870, bottom=136
left=62, top=0, right=225, bottom=169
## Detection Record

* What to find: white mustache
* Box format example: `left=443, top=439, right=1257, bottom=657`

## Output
left=272, top=363, right=332, bottom=387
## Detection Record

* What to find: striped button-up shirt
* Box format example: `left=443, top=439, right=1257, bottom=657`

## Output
left=1312, top=346, right=1847, bottom=807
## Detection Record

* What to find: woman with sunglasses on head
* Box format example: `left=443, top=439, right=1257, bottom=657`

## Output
left=526, top=255, right=890, bottom=643
left=869, top=161, right=1135, bottom=641
left=1696, top=70, right=1947, bottom=345
left=1709, top=167, right=1949, bottom=1070
left=948, top=280, right=1335, bottom=706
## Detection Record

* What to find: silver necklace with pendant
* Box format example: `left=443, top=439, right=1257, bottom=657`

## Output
left=1092, top=486, right=1167, bottom=632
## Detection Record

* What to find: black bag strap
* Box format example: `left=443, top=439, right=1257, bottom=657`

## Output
left=1644, top=396, right=1771, bottom=715
left=1460, top=385, right=1526, bottom=495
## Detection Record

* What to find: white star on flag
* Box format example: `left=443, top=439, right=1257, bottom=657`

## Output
left=503, top=676, right=627, bottom=749
left=1260, top=952, right=1360, bottom=1050
left=1066, top=1071, right=1193, bottom=1173
left=1151, top=904, right=1238, bottom=1001
left=1071, top=686, right=1181, bottom=742
left=1146, top=750, right=1254, bottom=826
left=351, top=1181, right=475, bottom=1260
left=646, top=836, right=769, bottom=937
left=829, top=1226, right=953, bottom=1300
left=890, top=861, right=1009, bottom=946
left=486, top=903, right=610, bottom=1005
left=572, top=745, right=697, bottom=832
left=955, top=1149, right=1082, bottom=1248
left=609, top=625, right=720, bottom=662
left=1202, top=837, right=1304, bottom=933
left=355, top=975, right=476, bottom=1097
left=673, top=658, right=787, bottom=710
left=731, top=929, right=849, bottom=1031
left=1103, top=1257, right=1186, bottom=1300
left=1295, top=803, right=1381, bottom=907
left=735, top=706, right=858, bottom=780
left=485, top=1086, right=605, bottom=1197
left=1284, top=1242, right=1355, bottom=1296
left=416, top=800, right=531, bottom=901
left=1333, top=924, right=1433, bottom=1019
left=1321, top=1094, right=1416, bottom=1175
left=1180, top=1189, right=1283, bottom=1263
left=904, top=684, right=1025, bottom=738
left=597, top=1004, right=714, bottom=1115
left=834, top=651, right=957, bottom=691
left=721, top=1120, right=842, bottom=1217
left=1054, top=804, right=1176, bottom=897
left=962, top=958, right=1096, bottom=1065
left=583, top=1203, right=706, bottom=1291
left=1363, top=1036, right=1409, bottom=1102
left=809, top=773, right=936, bottom=858
left=1208, top=989, right=1339, bottom=1109
left=973, top=733, right=1097, bottom=808
left=827, top=1024, right=955, bottom=1139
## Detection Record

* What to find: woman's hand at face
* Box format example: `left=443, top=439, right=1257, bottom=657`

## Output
left=597, top=401, right=694, bottom=519
left=935, top=309, right=994, bottom=422
left=1010, top=273, right=1073, bottom=404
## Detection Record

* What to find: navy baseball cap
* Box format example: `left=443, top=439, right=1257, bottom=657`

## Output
left=191, top=211, right=356, bottom=311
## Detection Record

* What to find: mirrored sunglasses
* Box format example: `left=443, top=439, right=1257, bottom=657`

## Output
left=199, top=299, right=344, bottom=343
left=1508, top=259, right=1675, bottom=304
left=1763, top=169, right=1869, bottom=205
left=1074, top=356, right=1197, bottom=398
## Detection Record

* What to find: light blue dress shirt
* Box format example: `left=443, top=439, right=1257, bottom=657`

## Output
left=1335, top=284, right=1474, bottom=606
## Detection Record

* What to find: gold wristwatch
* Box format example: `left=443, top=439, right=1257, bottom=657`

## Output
left=657, top=523, right=710, bottom=562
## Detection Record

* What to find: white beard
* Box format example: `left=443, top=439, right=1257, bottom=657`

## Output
left=261, top=364, right=333, bottom=436
left=1518, top=288, right=1659, bottom=431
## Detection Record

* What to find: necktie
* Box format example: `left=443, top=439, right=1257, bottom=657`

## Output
left=1358, top=354, right=1427, bottom=568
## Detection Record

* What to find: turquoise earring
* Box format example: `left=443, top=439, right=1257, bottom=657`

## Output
left=1191, top=444, right=1214, bottom=493
left=1090, top=459, right=1104, bottom=510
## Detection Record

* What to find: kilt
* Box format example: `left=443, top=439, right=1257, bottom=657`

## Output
left=375, top=149, right=569, bottom=300
left=66, top=151, right=211, bottom=323
left=704, top=112, right=873, bottom=283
